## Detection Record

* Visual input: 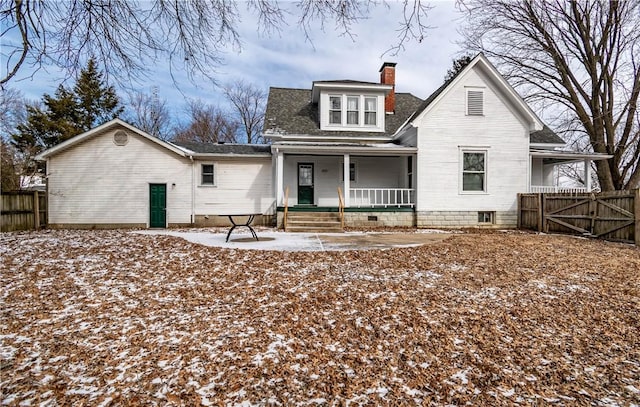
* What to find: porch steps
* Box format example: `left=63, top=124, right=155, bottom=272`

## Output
left=285, top=212, right=343, bottom=233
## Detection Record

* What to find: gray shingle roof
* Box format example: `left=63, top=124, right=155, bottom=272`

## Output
left=530, top=125, right=565, bottom=144
left=172, top=141, right=271, bottom=155
left=264, top=87, right=423, bottom=138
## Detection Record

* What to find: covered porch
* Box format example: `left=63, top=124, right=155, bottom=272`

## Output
left=529, top=149, right=613, bottom=193
left=273, top=144, right=417, bottom=210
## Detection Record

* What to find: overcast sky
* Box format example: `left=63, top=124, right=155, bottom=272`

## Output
left=5, top=1, right=467, bottom=123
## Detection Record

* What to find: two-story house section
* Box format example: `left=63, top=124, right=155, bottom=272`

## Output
left=265, top=63, right=424, bottom=228
left=265, top=54, right=610, bottom=229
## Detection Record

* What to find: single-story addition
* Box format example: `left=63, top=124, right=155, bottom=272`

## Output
left=36, top=53, right=611, bottom=230
left=35, top=120, right=274, bottom=228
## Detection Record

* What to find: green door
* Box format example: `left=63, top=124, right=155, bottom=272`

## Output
left=149, top=184, right=167, bottom=228
left=298, top=163, right=314, bottom=205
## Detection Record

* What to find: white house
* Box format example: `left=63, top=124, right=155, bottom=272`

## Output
left=264, top=54, right=610, bottom=228
left=36, top=54, right=609, bottom=229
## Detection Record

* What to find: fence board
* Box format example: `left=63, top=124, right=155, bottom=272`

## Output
left=1, top=191, right=47, bottom=232
left=518, top=190, right=637, bottom=245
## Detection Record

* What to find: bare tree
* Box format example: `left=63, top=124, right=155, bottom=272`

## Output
left=459, top=0, right=640, bottom=190
left=0, top=87, right=26, bottom=138
left=1, top=141, right=20, bottom=191
left=125, top=88, right=172, bottom=140
left=223, top=80, right=266, bottom=144
left=173, top=100, right=239, bottom=144
left=1, top=0, right=432, bottom=87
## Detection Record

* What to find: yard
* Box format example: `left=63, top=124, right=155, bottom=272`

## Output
left=1, top=229, right=639, bottom=406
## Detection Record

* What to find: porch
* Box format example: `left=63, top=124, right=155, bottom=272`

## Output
left=273, top=145, right=417, bottom=210
left=529, top=149, right=613, bottom=193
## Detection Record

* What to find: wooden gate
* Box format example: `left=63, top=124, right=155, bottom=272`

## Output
left=518, top=190, right=639, bottom=245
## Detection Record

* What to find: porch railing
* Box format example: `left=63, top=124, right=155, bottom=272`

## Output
left=529, top=186, right=590, bottom=194
left=350, top=188, right=415, bottom=208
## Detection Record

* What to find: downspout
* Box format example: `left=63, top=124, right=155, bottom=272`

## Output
left=189, top=155, right=195, bottom=225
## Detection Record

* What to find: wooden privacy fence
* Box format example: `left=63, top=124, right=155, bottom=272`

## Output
left=518, top=189, right=639, bottom=245
left=1, top=191, right=47, bottom=232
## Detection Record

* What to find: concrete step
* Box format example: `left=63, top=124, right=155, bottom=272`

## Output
left=287, top=220, right=341, bottom=228
left=285, top=212, right=343, bottom=233
left=286, top=225, right=343, bottom=233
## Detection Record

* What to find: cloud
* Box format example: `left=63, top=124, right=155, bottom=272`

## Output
left=8, top=1, right=466, bottom=121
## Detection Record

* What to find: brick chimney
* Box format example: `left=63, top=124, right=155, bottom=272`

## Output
left=379, top=62, right=396, bottom=113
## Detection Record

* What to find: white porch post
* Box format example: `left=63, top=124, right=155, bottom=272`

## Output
left=276, top=151, right=284, bottom=205
left=343, top=154, right=350, bottom=207
left=584, top=159, right=592, bottom=192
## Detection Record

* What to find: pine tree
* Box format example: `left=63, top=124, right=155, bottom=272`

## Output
left=74, top=58, right=122, bottom=130
left=444, top=55, right=474, bottom=82
left=11, top=59, right=123, bottom=159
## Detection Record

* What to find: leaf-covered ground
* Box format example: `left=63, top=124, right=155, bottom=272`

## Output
left=1, top=229, right=639, bottom=406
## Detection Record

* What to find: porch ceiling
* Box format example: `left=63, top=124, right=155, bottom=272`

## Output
left=530, top=148, right=612, bottom=165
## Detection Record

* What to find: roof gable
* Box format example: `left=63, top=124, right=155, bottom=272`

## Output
left=404, top=53, right=544, bottom=132
left=36, top=119, right=187, bottom=160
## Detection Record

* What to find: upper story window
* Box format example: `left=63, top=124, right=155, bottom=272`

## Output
left=329, top=96, right=341, bottom=124
left=321, top=93, right=384, bottom=132
left=466, top=88, right=484, bottom=116
left=364, top=97, right=377, bottom=125
left=347, top=97, right=359, bottom=125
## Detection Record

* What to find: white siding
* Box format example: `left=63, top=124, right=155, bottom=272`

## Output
left=47, top=129, right=192, bottom=226
left=415, top=68, right=530, bottom=213
left=194, top=157, right=274, bottom=215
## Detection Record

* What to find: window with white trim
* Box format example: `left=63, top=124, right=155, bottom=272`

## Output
left=201, top=164, right=215, bottom=186
left=466, top=89, right=484, bottom=116
left=478, top=211, right=494, bottom=224
left=462, top=151, right=486, bottom=192
left=364, top=97, right=377, bottom=125
left=329, top=96, right=341, bottom=124
left=322, top=94, right=383, bottom=131
left=347, top=96, right=359, bottom=125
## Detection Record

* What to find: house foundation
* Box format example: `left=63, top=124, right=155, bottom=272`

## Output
left=416, top=211, right=517, bottom=228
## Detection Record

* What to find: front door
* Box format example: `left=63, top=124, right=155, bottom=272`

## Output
left=297, top=163, right=314, bottom=205
left=149, top=184, right=166, bottom=228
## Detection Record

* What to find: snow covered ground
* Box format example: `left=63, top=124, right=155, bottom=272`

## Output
left=1, top=229, right=639, bottom=405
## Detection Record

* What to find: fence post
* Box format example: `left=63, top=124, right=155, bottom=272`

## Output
left=33, top=191, right=40, bottom=230
left=635, top=188, right=640, bottom=246
left=517, top=194, right=522, bottom=229
left=537, top=193, right=544, bottom=232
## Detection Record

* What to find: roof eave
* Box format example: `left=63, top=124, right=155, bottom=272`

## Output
left=191, top=153, right=272, bottom=159
left=271, top=143, right=416, bottom=155
left=311, top=82, right=393, bottom=103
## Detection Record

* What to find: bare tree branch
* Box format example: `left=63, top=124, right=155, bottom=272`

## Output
left=1, top=1, right=434, bottom=88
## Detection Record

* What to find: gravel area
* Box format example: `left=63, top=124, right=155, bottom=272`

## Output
left=1, top=229, right=639, bottom=406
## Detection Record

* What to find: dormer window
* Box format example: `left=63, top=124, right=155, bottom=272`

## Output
left=347, top=97, right=359, bottom=125
left=329, top=96, right=341, bottom=124
left=364, top=97, right=377, bottom=125
left=321, top=93, right=385, bottom=132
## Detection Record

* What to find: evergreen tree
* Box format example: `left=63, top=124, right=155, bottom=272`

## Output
left=74, top=58, right=122, bottom=130
left=12, top=59, right=123, bottom=159
left=444, top=55, right=474, bottom=82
